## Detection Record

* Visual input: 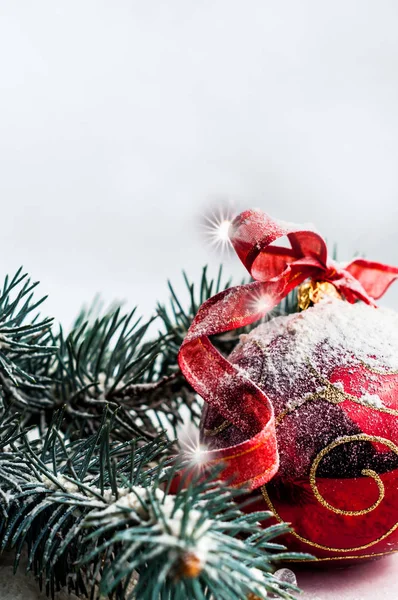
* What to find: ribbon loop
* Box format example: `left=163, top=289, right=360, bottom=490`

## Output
left=178, top=210, right=398, bottom=490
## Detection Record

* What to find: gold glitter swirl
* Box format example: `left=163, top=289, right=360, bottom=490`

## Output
left=309, top=434, right=398, bottom=516
left=263, top=408, right=398, bottom=555
left=274, top=361, right=398, bottom=425
left=283, top=549, right=398, bottom=562
left=307, top=362, right=398, bottom=417
left=203, top=419, right=231, bottom=437
left=275, top=384, right=344, bottom=425
left=261, top=484, right=398, bottom=553
left=359, top=359, right=398, bottom=376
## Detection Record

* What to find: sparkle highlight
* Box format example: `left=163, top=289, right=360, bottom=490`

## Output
left=201, top=206, right=236, bottom=254
left=177, top=422, right=209, bottom=471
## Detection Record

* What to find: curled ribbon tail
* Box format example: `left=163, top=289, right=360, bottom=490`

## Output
left=178, top=281, right=288, bottom=489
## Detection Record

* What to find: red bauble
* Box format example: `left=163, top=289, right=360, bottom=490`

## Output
left=200, top=300, right=398, bottom=563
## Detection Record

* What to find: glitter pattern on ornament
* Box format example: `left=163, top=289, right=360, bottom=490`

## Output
left=201, top=299, right=398, bottom=562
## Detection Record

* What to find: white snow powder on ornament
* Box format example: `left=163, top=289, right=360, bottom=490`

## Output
left=232, top=298, right=398, bottom=397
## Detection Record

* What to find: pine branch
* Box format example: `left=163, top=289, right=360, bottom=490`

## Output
left=0, top=265, right=310, bottom=599
left=0, top=268, right=55, bottom=412
left=0, top=408, right=309, bottom=599
left=81, top=471, right=308, bottom=600
left=50, top=305, right=165, bottom=440
left=0, top=407, right=172, bottom=597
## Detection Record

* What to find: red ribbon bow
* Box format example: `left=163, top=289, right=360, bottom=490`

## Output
left=178, top=210, right=398, bottom=490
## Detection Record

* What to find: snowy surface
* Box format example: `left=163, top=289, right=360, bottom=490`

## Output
left=0, top=554, right=78, bottom=600
left=299, top=554, right=398, bottom=600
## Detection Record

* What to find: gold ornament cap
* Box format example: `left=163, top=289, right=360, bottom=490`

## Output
left=298, top=280, right=343, bottom=311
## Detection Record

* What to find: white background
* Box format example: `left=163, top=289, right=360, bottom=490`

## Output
left=1, top=0, right=398, bottom=328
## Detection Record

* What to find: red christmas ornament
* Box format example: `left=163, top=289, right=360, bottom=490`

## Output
left=178, top=210, right=398, bottom=563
